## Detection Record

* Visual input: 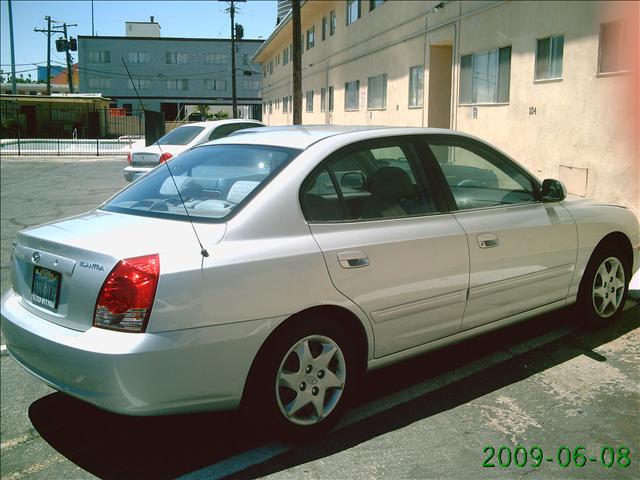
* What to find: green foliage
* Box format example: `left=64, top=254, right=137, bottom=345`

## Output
left=213, top=110, right=229, bottom=120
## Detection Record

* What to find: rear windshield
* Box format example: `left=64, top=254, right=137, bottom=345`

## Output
left=157, top=126, right=205, bottom=145
left=103, top=144, right=300, bottom=222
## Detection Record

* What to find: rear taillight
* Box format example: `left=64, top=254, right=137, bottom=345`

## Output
left=93, top=254, right=160, bottom=332
left=127, top=151, right=132, bottom=165
left=159, top=152, right=173, bottom=163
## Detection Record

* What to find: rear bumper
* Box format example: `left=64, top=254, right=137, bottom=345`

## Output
left=1, top=288, right=281, bottom=416
left=123, top=166, right=153, bottom=182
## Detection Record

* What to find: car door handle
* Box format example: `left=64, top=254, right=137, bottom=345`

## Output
left=337, top=251, right=370, bottom=268
left=477, top=233, right=500, bottom=249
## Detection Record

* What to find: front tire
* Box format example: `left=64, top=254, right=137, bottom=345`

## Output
left=246, top=318, right=358, bottom=440
left=578, top=248, right=628, bottom=326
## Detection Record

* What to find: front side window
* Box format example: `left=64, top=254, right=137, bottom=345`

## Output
left=307, top=26, right=315, bottom=49
left=535, top=35, right=564, bottom=80
left=460, top=46, right=511, bottom=104
left=344, top=80, right=359, bottom=111
left=104, top=145, right=299, bottom=222
left=330, top=10, right=337, bottom=35
left=367, top=74, right=387, bottom=110
left=306, top=90, right=314, bottom=112
left=301, top=141, right=436, bottom=222
left=426, top=137, right=538, bottom=210
left=347, top=0, right=361, bottom=25
left=599, top=21, right=632, bottom=73
left=408, top=65, right=424, bottom=107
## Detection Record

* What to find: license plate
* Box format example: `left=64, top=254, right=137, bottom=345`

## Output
left=31, top=266, right=61, bottom=311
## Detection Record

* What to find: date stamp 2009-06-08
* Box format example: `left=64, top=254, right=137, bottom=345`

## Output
left=482, top=445, right=632, bottom=469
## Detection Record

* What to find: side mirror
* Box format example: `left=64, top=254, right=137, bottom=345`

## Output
left=540, top=178, right=567, bottom=202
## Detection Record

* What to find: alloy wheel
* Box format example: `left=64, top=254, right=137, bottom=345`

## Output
left=592, top=256, right=625, bottom=318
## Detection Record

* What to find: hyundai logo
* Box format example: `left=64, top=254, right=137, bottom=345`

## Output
left=32, top=251, right=41, bottom=264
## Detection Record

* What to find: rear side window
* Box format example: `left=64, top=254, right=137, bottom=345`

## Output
left=104, top=144, right=300, bottom=222
left=426, top=139, right=538, bottom=210
left=157, top=126, right=205, bottom=145
left=301, top=141, right=437, bottom=222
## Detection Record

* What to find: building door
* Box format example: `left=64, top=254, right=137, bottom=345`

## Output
left=160, top=103, right=178, bottom=122
left=427, top=45, right=453, bottom=128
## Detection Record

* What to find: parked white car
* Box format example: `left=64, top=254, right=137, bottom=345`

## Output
left=123, top=119, right=263, bottom=182
left=2, top=126, right=638, bottom=440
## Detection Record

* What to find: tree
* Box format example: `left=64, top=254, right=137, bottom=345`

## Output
left=213, top=110, right=229, bottom=120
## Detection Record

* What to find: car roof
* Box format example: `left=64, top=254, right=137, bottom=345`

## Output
left=211, top=125, right=467, bottom=150
left=176, top=119, right=263, bottom=129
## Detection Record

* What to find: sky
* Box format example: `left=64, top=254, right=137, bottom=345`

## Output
left=0, top=0, right=277, bottom=80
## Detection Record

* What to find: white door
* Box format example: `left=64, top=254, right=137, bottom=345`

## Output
left=302, top=138, right=469, bottom=358
left=424, top=135, right=577, bottom=330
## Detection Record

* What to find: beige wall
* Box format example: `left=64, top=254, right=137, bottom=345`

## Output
left=255, top=0, right=639, bottom=216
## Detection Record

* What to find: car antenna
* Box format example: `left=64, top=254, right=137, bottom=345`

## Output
left=121, top=58, right=209, bottom=258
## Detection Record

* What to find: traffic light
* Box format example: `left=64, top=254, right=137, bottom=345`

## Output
left=235, top=23, right=244, bottom=40
left=69, top=37, right=77, bottom=51
left=55, top=38, right=67, bottom=52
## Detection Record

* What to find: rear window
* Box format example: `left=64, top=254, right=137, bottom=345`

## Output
left=157, top=126, right=205, bottom=145
left=103, top=144, right=300, bottom=222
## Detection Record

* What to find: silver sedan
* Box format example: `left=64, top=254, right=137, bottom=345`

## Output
left=2, top=126, right=639, bottom=439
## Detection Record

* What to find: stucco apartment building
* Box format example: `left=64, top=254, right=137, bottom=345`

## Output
left=254, top=0, right=639, bottom=216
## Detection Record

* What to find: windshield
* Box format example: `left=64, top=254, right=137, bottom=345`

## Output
left=103, top=144, right=300, bottom=221
left=157, top=126, right=205, bottom=145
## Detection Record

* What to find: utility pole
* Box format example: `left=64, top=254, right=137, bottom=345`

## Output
left=34, top=16, right=53, bottom=95
left=219, top=0, right=245, bottom=119
left=292, top=0, right=302, bottom=124
left=62, top=23, right=74, bottom=93
left=7, top=0, right=17, bottom=94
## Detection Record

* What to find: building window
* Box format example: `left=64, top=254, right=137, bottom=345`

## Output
left=128, top=78, right=150, bottom=90
left=367, top=74, right=387, bottom=110
left=347, top=0, right=361, bottom=25
left=242, top=53, right=250, bottom=65
left=269, top=60, right=274, bottom=74
left=535, top=35, right=564, bottom=80
left=408, top=65, right=424, bottom=107
left=330, top=10, right=337, bottom=35
left=205, top=79, right=227, bottom=91
left=306, top=90, right=314, bottom=112
left=369, top=0, right=385, bottom=11
left=276, top=54, right=280, bottom=66
left=460, top=46, right=511, bottom=104
left=205, top=52, right=228, bottom=64
left=599, top=21, right=632, bottom=73
left=322, top=17, right=328, bottom=41
left=128, top=52, right=150, bottom=64
left=88, top=50, right=110, bottom=63
left=283, top=96, right=289, bottom=113
left=283, top=47, right=289, bottom=65
left=88, top=77, right=111, bottom=89
left=166, top=79, right=188, bottom=90
left=329, top=86, right=334, bottom=111
left=320, top=87, right=327, bottom=112
left=166, top=52, right=188, bottom=64
left=345, top=80, right=360, bottom=111
left=269, top=101, right=273, bottom=114
left=307, top=26, right=315, bottom=50
left=242, top=78, right=261, bottom=91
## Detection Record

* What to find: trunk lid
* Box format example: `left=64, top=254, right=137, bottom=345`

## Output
left=131, top=145, right=184, bottom=166
left=10, top=209, right=225, bottom=331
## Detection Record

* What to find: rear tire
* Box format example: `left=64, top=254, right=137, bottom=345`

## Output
left=244, top=317, right=358, bottom=441
left=577, top=247, right=628, bottom=327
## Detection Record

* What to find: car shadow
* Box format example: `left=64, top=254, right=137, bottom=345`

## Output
left=28, top=304, right=639, bottom=479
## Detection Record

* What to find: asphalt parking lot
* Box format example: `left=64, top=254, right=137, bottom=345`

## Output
left=0, top=156, right=639, bottom=480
